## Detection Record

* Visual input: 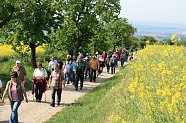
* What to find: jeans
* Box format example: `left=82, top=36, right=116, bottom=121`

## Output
left=120, top=58, right=125, bottom=67
left=111, top=64, right=116, bottom=74
left=73, top=74, right=78, bottom=89
left=75, top=75, right=84, bottom=89
left=35, top=82, right=44, bottom=101
left=51, top=87, right=62, bottom=106
left=65, top=72, right=71, bottom=84
left=9, top=101, right=21, bottom=123
left=84, top=68, right=90, bottom=79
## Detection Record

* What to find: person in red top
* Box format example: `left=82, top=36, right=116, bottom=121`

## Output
left=101, top=51, right=107, bottom=61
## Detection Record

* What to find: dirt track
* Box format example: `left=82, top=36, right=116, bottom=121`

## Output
left=0, top=69, right=115, bottom=123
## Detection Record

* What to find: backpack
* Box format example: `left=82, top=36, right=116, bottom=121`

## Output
left=111, top=58, right=115, bottom=65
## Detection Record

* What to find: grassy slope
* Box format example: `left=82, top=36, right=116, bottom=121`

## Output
left=46, top=75, right=121, bottom=123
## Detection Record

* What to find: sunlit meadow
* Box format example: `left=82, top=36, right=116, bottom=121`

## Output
left=0, top=44, right=44, bottom=57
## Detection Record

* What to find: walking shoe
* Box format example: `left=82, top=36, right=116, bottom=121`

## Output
left=50, top=103, right=55, bottom=107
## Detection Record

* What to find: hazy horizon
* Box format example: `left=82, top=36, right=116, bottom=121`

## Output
left=120, top=0, right=186, bottom=25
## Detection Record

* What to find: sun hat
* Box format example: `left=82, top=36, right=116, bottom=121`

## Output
left=16, top=60, right=21, bottom=64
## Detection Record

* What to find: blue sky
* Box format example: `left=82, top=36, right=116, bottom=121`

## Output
left=119, top=0, right=186, bottom=24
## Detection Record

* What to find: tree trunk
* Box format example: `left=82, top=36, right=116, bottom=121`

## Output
left=74, top=39, right=81, bottom=60
left=30, top=43, right=37, bottom=68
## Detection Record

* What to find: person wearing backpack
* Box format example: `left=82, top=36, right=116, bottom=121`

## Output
left=110, top=55, right=116, bottom=74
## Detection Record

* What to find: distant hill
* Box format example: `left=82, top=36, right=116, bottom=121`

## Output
left=130, top=21, right=186, bottom=40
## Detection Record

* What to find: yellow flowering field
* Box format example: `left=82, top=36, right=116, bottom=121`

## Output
left=109, top=45, right=186, bottom=123
left=0, top=44, right=44, bottom=57
left=0, top=45, right=14, bottom=56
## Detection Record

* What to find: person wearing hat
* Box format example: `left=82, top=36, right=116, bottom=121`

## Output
left=2, top=71, right=28, bottom=123
left=12, top=60, right=27, bottom=85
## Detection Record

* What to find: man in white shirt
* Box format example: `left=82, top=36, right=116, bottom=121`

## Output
left=48, top=56, right=58, bottom=71
left=33, top=63, right=48, bottom=102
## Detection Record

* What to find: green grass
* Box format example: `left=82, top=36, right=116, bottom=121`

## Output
left=0, top=58, right=49, bottom=91
left=46, top=75, right=121, bottom=123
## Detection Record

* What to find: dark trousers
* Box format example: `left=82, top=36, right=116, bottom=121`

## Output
left=111, top=64, right=116, bottom=74
left=120, top=58, right=125, bottom=67
left=106, top=64, right=110, bottom=73
left=85, top=68, right=90, bottom=79
left=90, top=68, right=96, bottom=82
left=51, top=87, right=62, bottom=106
left=75, top=75, right=84, bottom=89
left=35, top=82, right=44, bottom=101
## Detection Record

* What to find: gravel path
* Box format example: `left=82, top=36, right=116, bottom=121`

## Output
left=0, top=69, right=115, bottom=123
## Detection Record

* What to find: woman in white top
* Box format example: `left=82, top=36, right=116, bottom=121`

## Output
left=33, top=63, right=48, bottom=102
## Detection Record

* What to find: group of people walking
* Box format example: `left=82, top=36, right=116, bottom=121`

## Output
left=0, top=48, right=134, bottom=123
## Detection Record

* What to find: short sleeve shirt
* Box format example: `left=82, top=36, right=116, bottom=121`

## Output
left=50, top=70, right=64, bottom=89
left=48, top=60, right=58, bottom=71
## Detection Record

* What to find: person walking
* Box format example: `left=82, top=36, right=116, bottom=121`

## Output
left=12, top=60, right=27, bottom=85
left=48, top=56, right=58, bottom=72
left=84, top=53, right=90, bottom=79
left=64, top=59, right=72, bottom=84
left=120, top=49, right=126, bottom=67
left=110, top=55, right=116, bottom=74
left=89, top=56, right=99, bottom=82
left=49, top=64, right=64, bottom=107
left=71, top=59, right=78, bottom=90
left=105, top=55, right=110, bottom=73
left=76, top=57, right=85, bottom=90
left=2, top=71, right=28, bottom=123
left=33, top=63, right=48, bottom=102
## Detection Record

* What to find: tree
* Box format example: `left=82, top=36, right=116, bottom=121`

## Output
left=105, top=18, right=136, bottom=50
left=1, top=0, right=63, bottom=67
left=141, top=36, right=158, bottom=45
left=51, top=0, right=121, bottom=59
left=0, top=1, right=15, bottom=29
